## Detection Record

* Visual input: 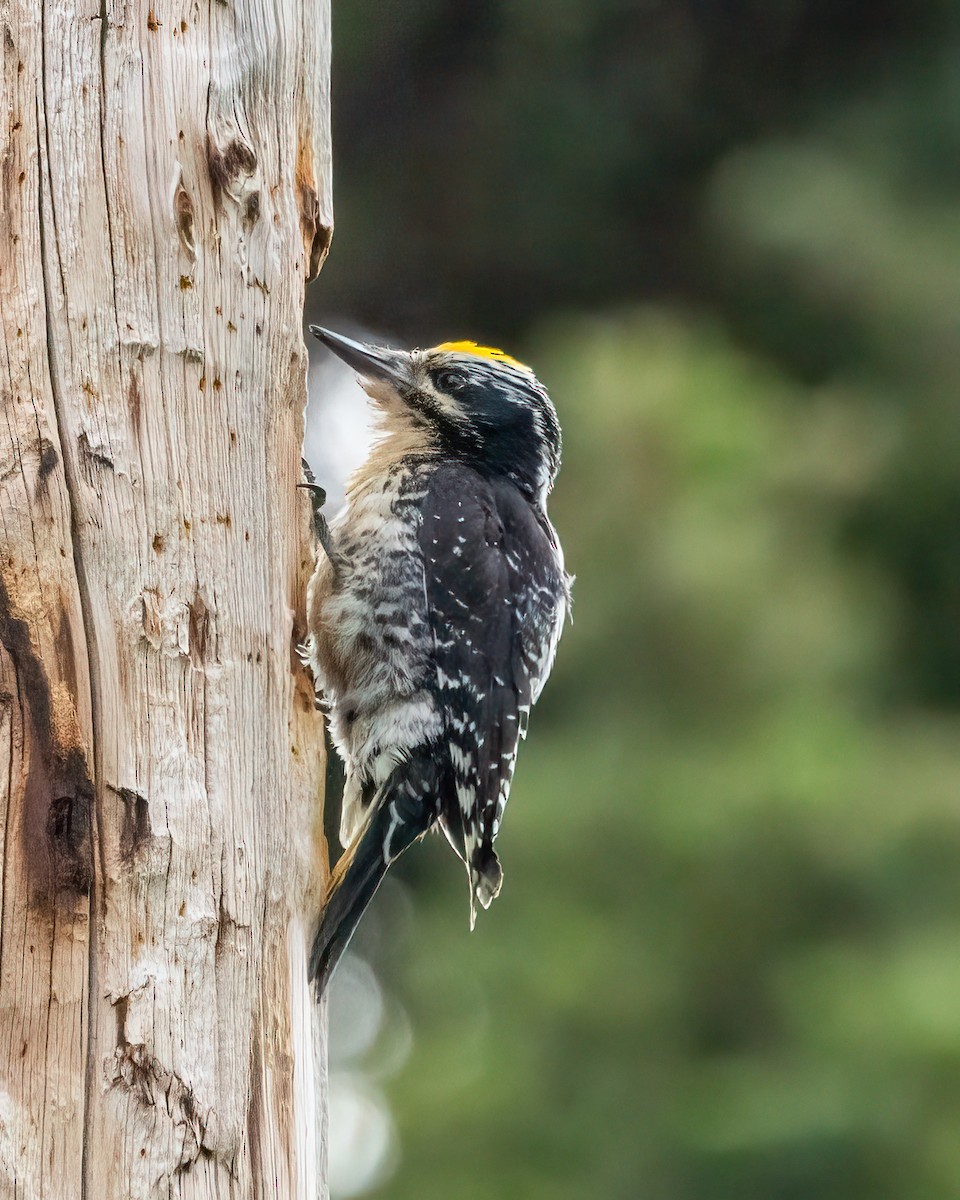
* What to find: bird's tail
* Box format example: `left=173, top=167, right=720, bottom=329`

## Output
left=309, top=765, right=438, bottom=997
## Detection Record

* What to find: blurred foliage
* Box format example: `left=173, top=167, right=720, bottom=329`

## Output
left=314, top=2, right=960, bottom=1197
left=317, top=0, right=944, bottom=339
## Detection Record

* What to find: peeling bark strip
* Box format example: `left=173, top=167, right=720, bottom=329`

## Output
left=0, top=2, right=332, bottom=1197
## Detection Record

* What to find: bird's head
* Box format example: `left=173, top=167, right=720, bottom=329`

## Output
left=312, top=326, right=562, bottom=505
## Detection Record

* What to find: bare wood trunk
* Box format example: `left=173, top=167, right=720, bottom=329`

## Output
left=0, top=1, right=332, bottom=1196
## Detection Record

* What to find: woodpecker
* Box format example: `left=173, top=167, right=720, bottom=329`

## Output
left=303, top=327, right=570, bottom=996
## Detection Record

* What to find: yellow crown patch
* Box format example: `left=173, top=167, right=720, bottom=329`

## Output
left=433, top=340, right=532, bottom=373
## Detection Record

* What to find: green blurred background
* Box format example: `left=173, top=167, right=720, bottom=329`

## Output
left=305, top=3, right=960, bottom=1196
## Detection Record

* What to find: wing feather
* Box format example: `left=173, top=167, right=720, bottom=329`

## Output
left=419, top=464, right=566, bottom=919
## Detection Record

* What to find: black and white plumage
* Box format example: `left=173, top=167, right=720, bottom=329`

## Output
left=304, top=329, right=570, bottom=995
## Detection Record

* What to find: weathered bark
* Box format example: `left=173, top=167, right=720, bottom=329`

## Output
left=0, top=2, right=332, bottom=1196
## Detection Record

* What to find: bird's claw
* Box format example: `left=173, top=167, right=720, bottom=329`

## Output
left=299, top=462, right=338, bottom=567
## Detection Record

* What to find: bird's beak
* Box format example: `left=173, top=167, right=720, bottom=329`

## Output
left=310, top=326, right=411, bottom=391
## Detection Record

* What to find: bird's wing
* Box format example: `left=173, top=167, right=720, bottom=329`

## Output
left=419, top=464, right=567, bottom=923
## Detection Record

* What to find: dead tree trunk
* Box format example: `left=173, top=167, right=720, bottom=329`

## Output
left=0, top=1, right=332, bottom=1195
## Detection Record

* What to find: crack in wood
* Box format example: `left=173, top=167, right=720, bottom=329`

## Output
left=296, top=138, right=332, bottom=280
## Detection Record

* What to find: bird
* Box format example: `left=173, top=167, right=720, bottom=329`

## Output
left=302, top=326, right=570, bottom=996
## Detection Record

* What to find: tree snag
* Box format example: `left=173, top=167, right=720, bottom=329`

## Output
left=0, top=1, right=332, bottom=1195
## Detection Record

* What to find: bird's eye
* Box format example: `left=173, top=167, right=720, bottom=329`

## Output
left=436, top=369, right=467, bottom=393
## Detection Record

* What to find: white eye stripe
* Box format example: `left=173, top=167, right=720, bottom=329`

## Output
left=434, top=392, right=466, bottom=419
left=420, top=380, right=468, bottom=420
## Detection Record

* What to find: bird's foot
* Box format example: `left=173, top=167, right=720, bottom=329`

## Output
left=299, top=459, right=337, bottom=561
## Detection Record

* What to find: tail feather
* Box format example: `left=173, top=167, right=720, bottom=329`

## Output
left=309, top=768, right=438, bottom=997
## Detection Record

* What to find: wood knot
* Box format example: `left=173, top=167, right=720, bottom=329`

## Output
left=243, top=190, right=260, bottom=226
left=187, top=591, right=211, bottom=667
left=140, top=588, right=192, bottom=659
left=77, top=430, right=115, bottom=484
left=115, top=786, right=151, bottom=861
left=174, top=182, right=196, bottom=259
left=37, top=437, right=58, bottom=480
left=47, top=790, right=92, bottom=894
left=206, top=135, right=258, bottom=205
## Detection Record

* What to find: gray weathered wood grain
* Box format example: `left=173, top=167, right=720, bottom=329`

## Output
left=0, top=1, right=331, bottom=1194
